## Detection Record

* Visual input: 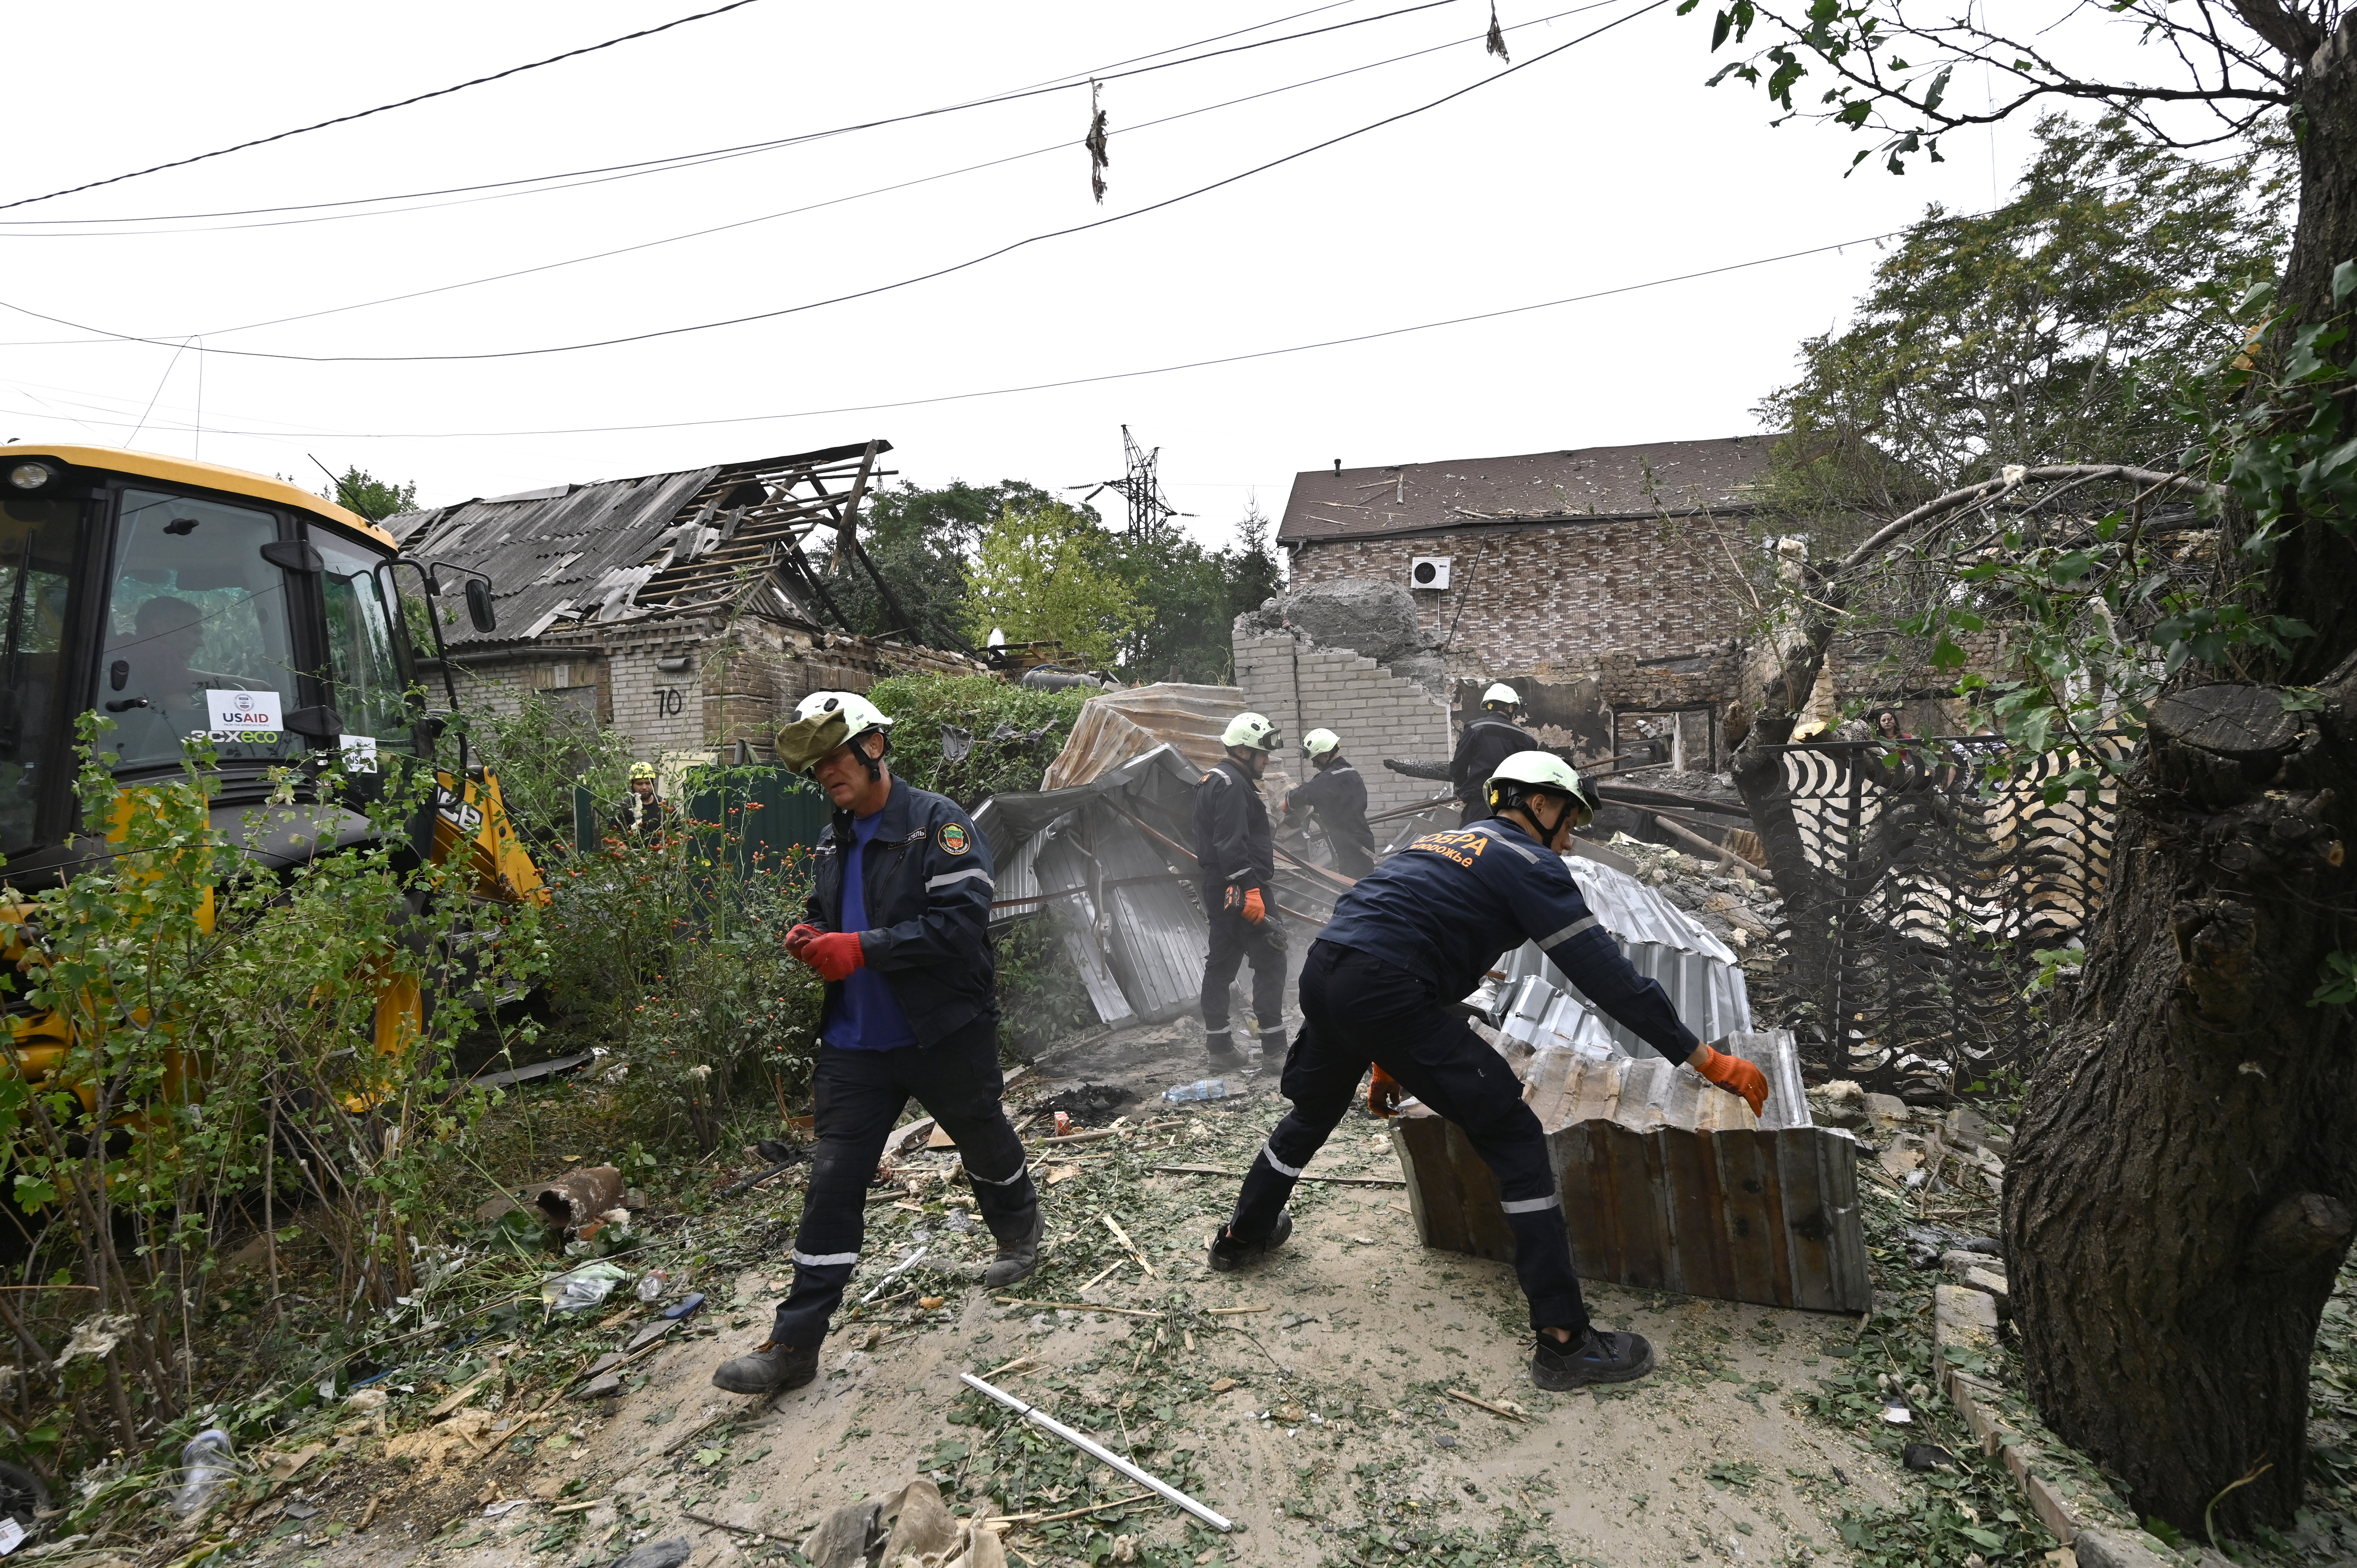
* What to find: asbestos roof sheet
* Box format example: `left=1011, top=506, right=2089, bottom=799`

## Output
left=1277, top=436, right=1774, bottom=545
left=385, top=441, right=886, bottom=646
left=1040, top=683, right=1244, bottom=791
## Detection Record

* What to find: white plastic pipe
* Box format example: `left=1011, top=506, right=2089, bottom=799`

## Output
left=858, top=1247, right=927, bottom=1305
left=959, top=1372, right=1233, bottom=1533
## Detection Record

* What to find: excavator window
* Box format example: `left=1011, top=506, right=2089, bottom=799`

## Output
left=103, top=488, right=304, bottom=774
left=0, top=495, right=80, bottom=853
left=315, top=533, right=416, bottom=769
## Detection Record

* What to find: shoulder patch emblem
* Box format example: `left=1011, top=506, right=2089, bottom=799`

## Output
left=938, top=822, right=971, bottom=855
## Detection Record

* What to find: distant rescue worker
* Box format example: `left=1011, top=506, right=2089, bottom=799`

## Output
left=1449, top=684, right=1534, bottom=823
left=1281, top=728, right=1376, bottom=878
left=1206, top=751, right=1770, bottom=1390
left=1194, top=712, right=1288, bottom=1068
left=614, top=763, right=668, bottom=836
left=711, top=692, right=1041, bottom=1396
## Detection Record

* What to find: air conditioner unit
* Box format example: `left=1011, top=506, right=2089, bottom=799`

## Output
left=1410, top=556, right=1452, bottom=590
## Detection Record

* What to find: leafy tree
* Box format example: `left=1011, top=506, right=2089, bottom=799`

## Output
left=1758, top=113, right=2291, bottom=532
left=962, top=499, right=1144, bottom=669
left=319, top=467, right=418, bottom=521
left=1112, top=500, right=1290, bottom=684
left=825, top=479, right=1063, bottom=646
left=1686, top=0, right=2357, bottom=1533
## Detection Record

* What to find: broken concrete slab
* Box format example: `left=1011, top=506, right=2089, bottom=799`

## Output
left=1933, top=1283, right=2000, bottom=1387
left=2073, top=1528, right=2181, bottom=1568
left=571, top=1373, right=624, bottom=1402
left=1861, top=1093, right=1911, bottom=1135
left=625, top=1319, right=680, bottom=1354
left=1961, top=1266, right=2011, bottom=1315
left=1941, top=1105, right=1990, bottom=1151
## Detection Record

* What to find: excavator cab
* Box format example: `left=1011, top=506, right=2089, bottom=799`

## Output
left=0, top=446, right=544, bottom=1090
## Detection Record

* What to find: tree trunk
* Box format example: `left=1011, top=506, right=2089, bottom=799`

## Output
left=2006, top=677, right=2357, bottom=1531
left=2005, top=31, right=2357, bottom=1532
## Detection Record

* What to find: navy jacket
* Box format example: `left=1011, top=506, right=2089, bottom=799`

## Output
left=1450, top=716, right=1536, bottom=818
left=1193, top=757, right=1273, bottom=901
left=805, top=779, right=997, bottom=1047
left=1284, top=760, right=1375, bottom=858
left=1317, top=818, right=1700, bottom=1059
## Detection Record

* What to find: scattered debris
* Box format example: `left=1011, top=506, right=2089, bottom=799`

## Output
left=543, top=1261, right=629, bottom=1314
left=960, top=1373, right=1233, bottom=1532
left=535, top=1165, right=625, bottom=1230
left=1902, top=1442, right=1957, bottom=1472
left=170, top=1430, right=234, bottom=1518
left=612, top=1536, right=692, bottom=1568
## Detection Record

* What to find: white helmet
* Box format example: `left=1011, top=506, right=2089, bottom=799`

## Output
left=1486, top=750, right=1590, bottom=820
left=1301, top=728, right=1342, bottom=761
left=793, top=690, right=893, bottom=735
left=1482, top=683, right=1521, bottom=709
left=1221, top=712, right=1280, bottom=752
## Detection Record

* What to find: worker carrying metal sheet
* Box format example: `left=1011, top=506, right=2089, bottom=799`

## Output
left=711, top=691, right=1041, bottom=1396
left=1194, top=712, right=1287, bottom=1068
left=1280, top=728, right=1376, bottom=878
left=1207, top=750, right=1770, bottom=1390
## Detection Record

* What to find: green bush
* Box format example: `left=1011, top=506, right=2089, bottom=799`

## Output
left=993, top=920, right=1095, bottom=1060
left=468, top=690, right=635, bottom=848
left=867, top=674, right=1091, bottom=806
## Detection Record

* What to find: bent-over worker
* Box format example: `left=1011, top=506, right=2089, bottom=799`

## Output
left=1195, top=712, right=1287, bottom=1068
left=1206, top=751, right=1770, bottom=1390
left=711, top=692, right=1041, bottom=1396
left=1281, top=728, right=1376, bottom=877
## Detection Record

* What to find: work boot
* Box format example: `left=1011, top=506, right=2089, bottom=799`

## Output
left=710, top=1338, right=819, bottom=1395
left=1205, top=1028, right=1243, bottom=1065
left=983, top=1207, right=1046, bottom=1289
left=1207, top=1210, right=1292, bottom=1272
left=1256, top=1028, right=1288, bottom=1065
left=1530, top=1327, right=1655, bottom=1390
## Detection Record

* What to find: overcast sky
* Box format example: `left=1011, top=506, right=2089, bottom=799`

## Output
left=0, top=1, right=2167, bottom=550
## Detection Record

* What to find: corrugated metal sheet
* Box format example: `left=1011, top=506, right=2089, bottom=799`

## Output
left=1495, top=851, right=1751, bottom=1057
left=1396, top=1029, right=1871, bottom=1312
left=1041, top=684, right=1243, bottom=790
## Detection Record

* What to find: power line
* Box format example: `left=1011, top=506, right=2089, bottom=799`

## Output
left=0, top=0, right=774, bottom=214
left=0, top=0, right=1623, bottom=346
left=0, top=0, right=1456, bottom=231
left=0, top=0, right=1668, bottom=364
left=0, top=227, right=1925, bottom=443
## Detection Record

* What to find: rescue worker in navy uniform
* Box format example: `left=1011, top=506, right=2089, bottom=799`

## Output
left=712, top=692, right=1042, bottom=1395
left=1194, top=712, right=1287, bottom=1068
left=1448, top=684, right=1535, bottom=824
left=1280, top=728, right=1376, bottom=878
left=1207, top=751, right=1771, bottom=1389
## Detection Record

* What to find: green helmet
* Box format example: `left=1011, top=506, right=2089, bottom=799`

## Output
left=1221, top=712, right=1280, bottom=752
left=1486, top=750, right=1590, bottom=820
left=775, top=690, right=894, bottom=772
left=1482, top=682, right=1521, bottom=709
left=1301, top=727, right=1342, bottom=762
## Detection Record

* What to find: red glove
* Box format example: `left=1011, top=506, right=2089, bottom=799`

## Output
left=783, top=923, right=820, bottom=954
left=1240, top=888, right=1267, bottom=925
left=1693, top=1044, right=1769, bottom=1116
left=799, top=931, right=866, bottom=982
left=1368, top=1064, right=1403, bottom=1118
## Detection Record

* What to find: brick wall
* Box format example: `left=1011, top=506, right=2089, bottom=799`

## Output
left=1286, top=517, right=1752, bottom=683
left=1231, top=631, right=1452, bottom=831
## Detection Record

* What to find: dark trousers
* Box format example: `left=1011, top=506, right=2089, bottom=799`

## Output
left=1327, top=830, right=1376, bottom=879
left=1200, top=904, right=1288, bottom=1053
left=772, top=1017, right=1036, bottom=1349
left=1228, top=940, right=1590, bottom=1334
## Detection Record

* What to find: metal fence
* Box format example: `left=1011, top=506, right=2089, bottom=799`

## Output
left=1773, top=736, right=2127, bottom=1094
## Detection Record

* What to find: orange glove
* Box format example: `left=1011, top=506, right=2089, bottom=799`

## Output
left=799, top=931, right=866, bottom=983
left=1368, top=1064, right=1403, bottom=1118
left=1240, top=888, right=1267, bottom=925
left=1693, top=1044, right=1769, bottom=1116
left=783, top=923, right=821, bottom=954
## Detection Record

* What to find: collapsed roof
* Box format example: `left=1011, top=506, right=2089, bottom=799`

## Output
left=387, top=441, right=926, bottom=645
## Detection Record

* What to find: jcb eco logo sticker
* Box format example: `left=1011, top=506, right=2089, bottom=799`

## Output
left=938, top=823, right=971, bottom=855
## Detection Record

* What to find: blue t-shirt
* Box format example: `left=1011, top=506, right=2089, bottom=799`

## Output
left=821, top=808, right=919, bottom=1052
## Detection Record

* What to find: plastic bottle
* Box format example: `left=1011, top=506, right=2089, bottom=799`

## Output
left=1163, top=1078, right=1229, bottom=1104
left=173, top=1429, right=235, bottom=1517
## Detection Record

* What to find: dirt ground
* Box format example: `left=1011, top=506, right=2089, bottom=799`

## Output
left=212, top=1021, right=1919, bottom=1568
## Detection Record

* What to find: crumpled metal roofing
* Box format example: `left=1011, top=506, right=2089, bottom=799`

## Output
left=1040, top=683, right=1244, bottom=791
left=1495, top=851, right=1751, bottom=1058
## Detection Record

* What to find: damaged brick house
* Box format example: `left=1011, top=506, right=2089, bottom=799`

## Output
left=1270, top=437, right=1776, bottom=770
left=387, top=440, right=975, bottom=763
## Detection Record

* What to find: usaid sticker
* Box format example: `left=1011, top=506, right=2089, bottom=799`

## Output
left=938, top=823, right=970, bottom=855
left=204, top=689, right=282, bottom=738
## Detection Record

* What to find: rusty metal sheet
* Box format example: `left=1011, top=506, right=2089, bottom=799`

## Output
left=1041, top=684, right=1244, bottom=790
left=1392, top=1028, right=1871, bottom=1312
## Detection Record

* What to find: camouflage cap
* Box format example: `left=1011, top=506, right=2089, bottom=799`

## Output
left=773, top=709, right=853, bottom=772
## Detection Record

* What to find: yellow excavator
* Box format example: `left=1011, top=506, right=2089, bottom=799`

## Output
left=0, top=445, right=548, bottom=1103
